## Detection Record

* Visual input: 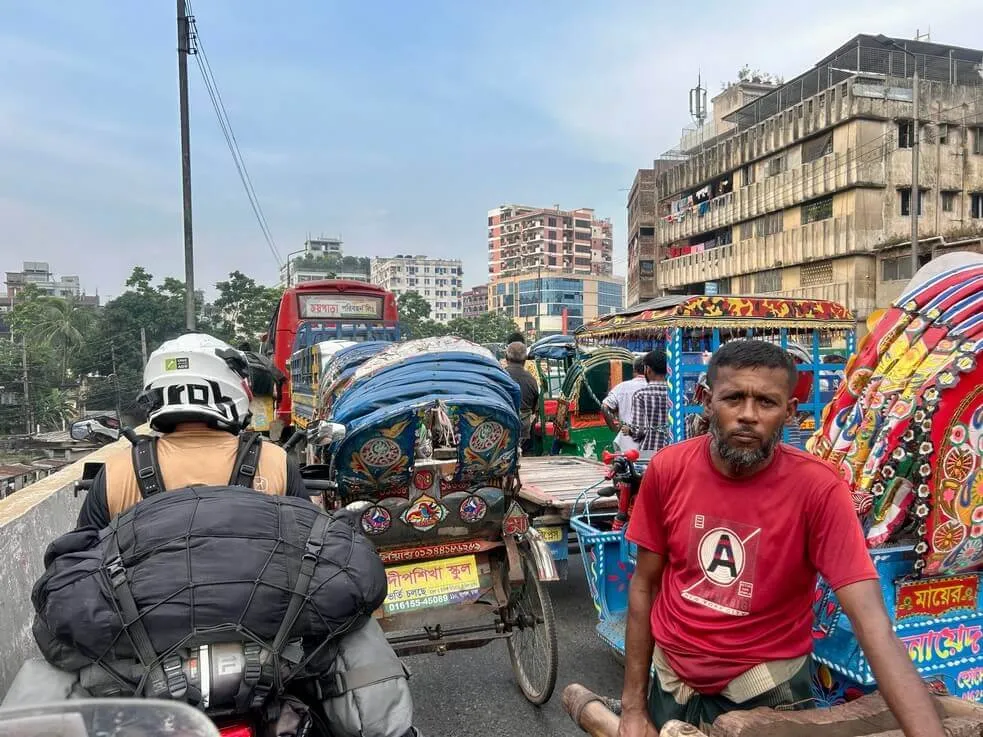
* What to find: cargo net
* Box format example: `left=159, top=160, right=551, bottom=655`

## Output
left=34, top=488, right=386, bottom=711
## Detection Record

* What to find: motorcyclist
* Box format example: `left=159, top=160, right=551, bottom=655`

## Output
left=76, top=332, right=309, bottom=530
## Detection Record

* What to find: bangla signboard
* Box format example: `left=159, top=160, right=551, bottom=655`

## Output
left=297, top=294, right=383, bottom=320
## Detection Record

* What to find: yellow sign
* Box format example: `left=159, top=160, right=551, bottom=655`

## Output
left=538, top=526, right=564, bottom=543
left=383, top=555, right=481, bottom=614
left=248, top=396, right=274, bottom=432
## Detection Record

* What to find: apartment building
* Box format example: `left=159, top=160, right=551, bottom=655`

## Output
left=371, top=255, right=464, bottom=323
left=280, top=236, right=371, bottom=286
left=461, top=284, right=489, bottom=319
left=487, top=204, right=613, bottom=282
left=626, top=169, right=657, bottom=306
left=641, top=35, right=983, bottom=325
left=488, top=272, right=624, bottom=337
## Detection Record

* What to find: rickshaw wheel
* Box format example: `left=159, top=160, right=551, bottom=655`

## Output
left=505, top=555, right=558, bottom=705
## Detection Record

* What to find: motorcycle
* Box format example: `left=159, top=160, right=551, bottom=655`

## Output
left=54, top=423, right=419, bottom=737
left=598, top=448, right=644, bottom=532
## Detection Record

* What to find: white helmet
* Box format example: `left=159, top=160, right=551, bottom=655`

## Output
left=139, top=333, right=253, bottom=433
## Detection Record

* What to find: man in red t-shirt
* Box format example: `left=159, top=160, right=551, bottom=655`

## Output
left=619, top=339, right=945, bottom=737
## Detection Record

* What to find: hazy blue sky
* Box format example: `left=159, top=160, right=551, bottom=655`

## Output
left=1, top=0, right=978, bottom=299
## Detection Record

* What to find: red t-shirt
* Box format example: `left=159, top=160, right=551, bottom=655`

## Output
left=626, top=435, right=878, bottom=694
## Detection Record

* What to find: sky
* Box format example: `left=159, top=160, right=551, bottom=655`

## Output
left=1, top=0, right=980, bottom=301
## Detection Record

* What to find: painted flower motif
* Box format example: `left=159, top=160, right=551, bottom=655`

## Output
left=915, top=541, right=929, bottom=554
left=903, top=429, right=915, bottom=442
left=932, top=521, right=965, bottom=553
left=952, top=538, right=983, bottom=569
left=951, top=424, right=968, bottom=445
left=915, top=503, right=930, bottom=518
left=919, top=463, right=933, bottom=478
left=917, top=484, right=930, bottom=499
left=939, top=372, right=956, bottom=387
left=892, top=447, right=906, bottom=461
left=871, top=483, right=884, bottom=497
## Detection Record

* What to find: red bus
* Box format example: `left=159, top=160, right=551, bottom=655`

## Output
left=260, top=279, right=400, bottom=426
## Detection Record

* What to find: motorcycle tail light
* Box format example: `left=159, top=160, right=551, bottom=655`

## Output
left=217, top=722, right=254, bottom=737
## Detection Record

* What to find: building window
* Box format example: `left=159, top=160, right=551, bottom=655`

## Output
left=755, top=269, right=782, bottom=293
left=942, top=191, right=957, bottom=212
left=640, top=261, right=654, bottom=278
left=801, top=196, right=833, bottom=224
left=972, top=194, right=983, bottom=219
left=938, top=124, right=949, bottom=145
left=898, top=121, right=914, bottom=149
left=740, top=221, right=754, bottom=240
left=802, top=132, right=833, bottom=163
left=973, top=129, right=983, bottom=156
left=800, top=260, right=833, bottom=287
left=741, top=164, right=756, bottom=187
left=767, top=156, right=786, bottom=177
left=639, top=226, right=655, bottom=236
left=882, top=255, right=913, bottom=283
left=899, top=189, right=924, bottom=217
left=754, top=212, right=784, bottom=237
left=574, top=219, right=591, bottom=228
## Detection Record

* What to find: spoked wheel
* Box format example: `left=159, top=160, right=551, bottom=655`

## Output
left=505, top=555, right=559, bottom=705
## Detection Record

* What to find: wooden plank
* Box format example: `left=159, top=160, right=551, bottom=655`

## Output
left=517, top=456, right=615, bottom=515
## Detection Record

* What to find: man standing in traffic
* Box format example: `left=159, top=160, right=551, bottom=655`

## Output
left=618, top=340, right=945, bottom=737
left=504, top=341, right=540, bottom=452
left=602, top=357, right=647, bottom=453
left=626, top=350, right=671, bottom=461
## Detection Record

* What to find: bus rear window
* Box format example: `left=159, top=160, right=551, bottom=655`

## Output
left=297, top=294, right=383, bottom=320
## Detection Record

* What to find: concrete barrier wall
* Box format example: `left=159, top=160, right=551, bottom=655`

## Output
left=0, top=432, right=143, bottom=697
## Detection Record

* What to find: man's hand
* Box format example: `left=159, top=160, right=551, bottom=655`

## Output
left=618, top=706, right=658, bottom=737
left=621, top=548, right=665, bottom=726
left=837, top=580, right=947, bottom=737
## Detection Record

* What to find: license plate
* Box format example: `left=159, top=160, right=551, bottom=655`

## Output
left=382, top=555, right=481, bottom=614
left=537, top=526, right=565, bottom=543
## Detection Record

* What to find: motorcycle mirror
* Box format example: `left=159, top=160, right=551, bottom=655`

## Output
left=314, top=421, right=347, bottom=446
left=69, top=420, right=92, bottom=441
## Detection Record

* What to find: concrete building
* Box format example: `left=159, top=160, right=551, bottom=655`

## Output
left=4, top=261, right=99, bottom=304
left=489, top=272, right=624, bottom=337
left=462, top=284, right=489, bottom=319
left=626, top=169, right=657, bottom=306
left=641, top=35, right=983, bottom=326
left=487, top=204, right=613, bottom=282
left=280, top=236, right=371, bottom=286
left=371, top=255, right=464, bottom=323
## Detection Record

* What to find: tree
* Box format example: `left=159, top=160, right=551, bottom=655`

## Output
left=397, top=291, right=439, bottom=339
left=444, top=311, right=518, bottom=344
left=212, top=270, right=282, bottom=346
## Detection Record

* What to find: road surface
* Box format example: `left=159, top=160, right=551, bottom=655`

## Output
left=407, top=552, right=625, bottom=737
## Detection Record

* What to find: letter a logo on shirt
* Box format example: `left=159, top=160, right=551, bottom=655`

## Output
left=682, top=514, right=761, bottom=617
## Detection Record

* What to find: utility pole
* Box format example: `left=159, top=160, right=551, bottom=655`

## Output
left=110, top=341, right=122, bottom=423
left=20, top=335, right=31, bottom=435
left=177, top=0, right=196, bottom=331
left=140, top=327, right=149, bottom=365
left=911, top=62, right=920, bottom=279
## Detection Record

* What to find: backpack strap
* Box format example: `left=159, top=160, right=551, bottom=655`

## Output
left=130, top=437, right=165, bottom=499
left=229, top=432, right=262, bottom=488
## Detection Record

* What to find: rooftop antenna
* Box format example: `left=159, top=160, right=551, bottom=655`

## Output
left=689, top=72, right=708, bottom=127
left=915, top=27, right=930, bottom=42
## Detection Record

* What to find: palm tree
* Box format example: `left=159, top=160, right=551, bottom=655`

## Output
left=38, top=297, right=96, bottom=379
left=33, top=388, right=78, bottom=431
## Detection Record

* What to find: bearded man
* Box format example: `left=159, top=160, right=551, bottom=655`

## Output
left=617, top=339, right=945, bottom=737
